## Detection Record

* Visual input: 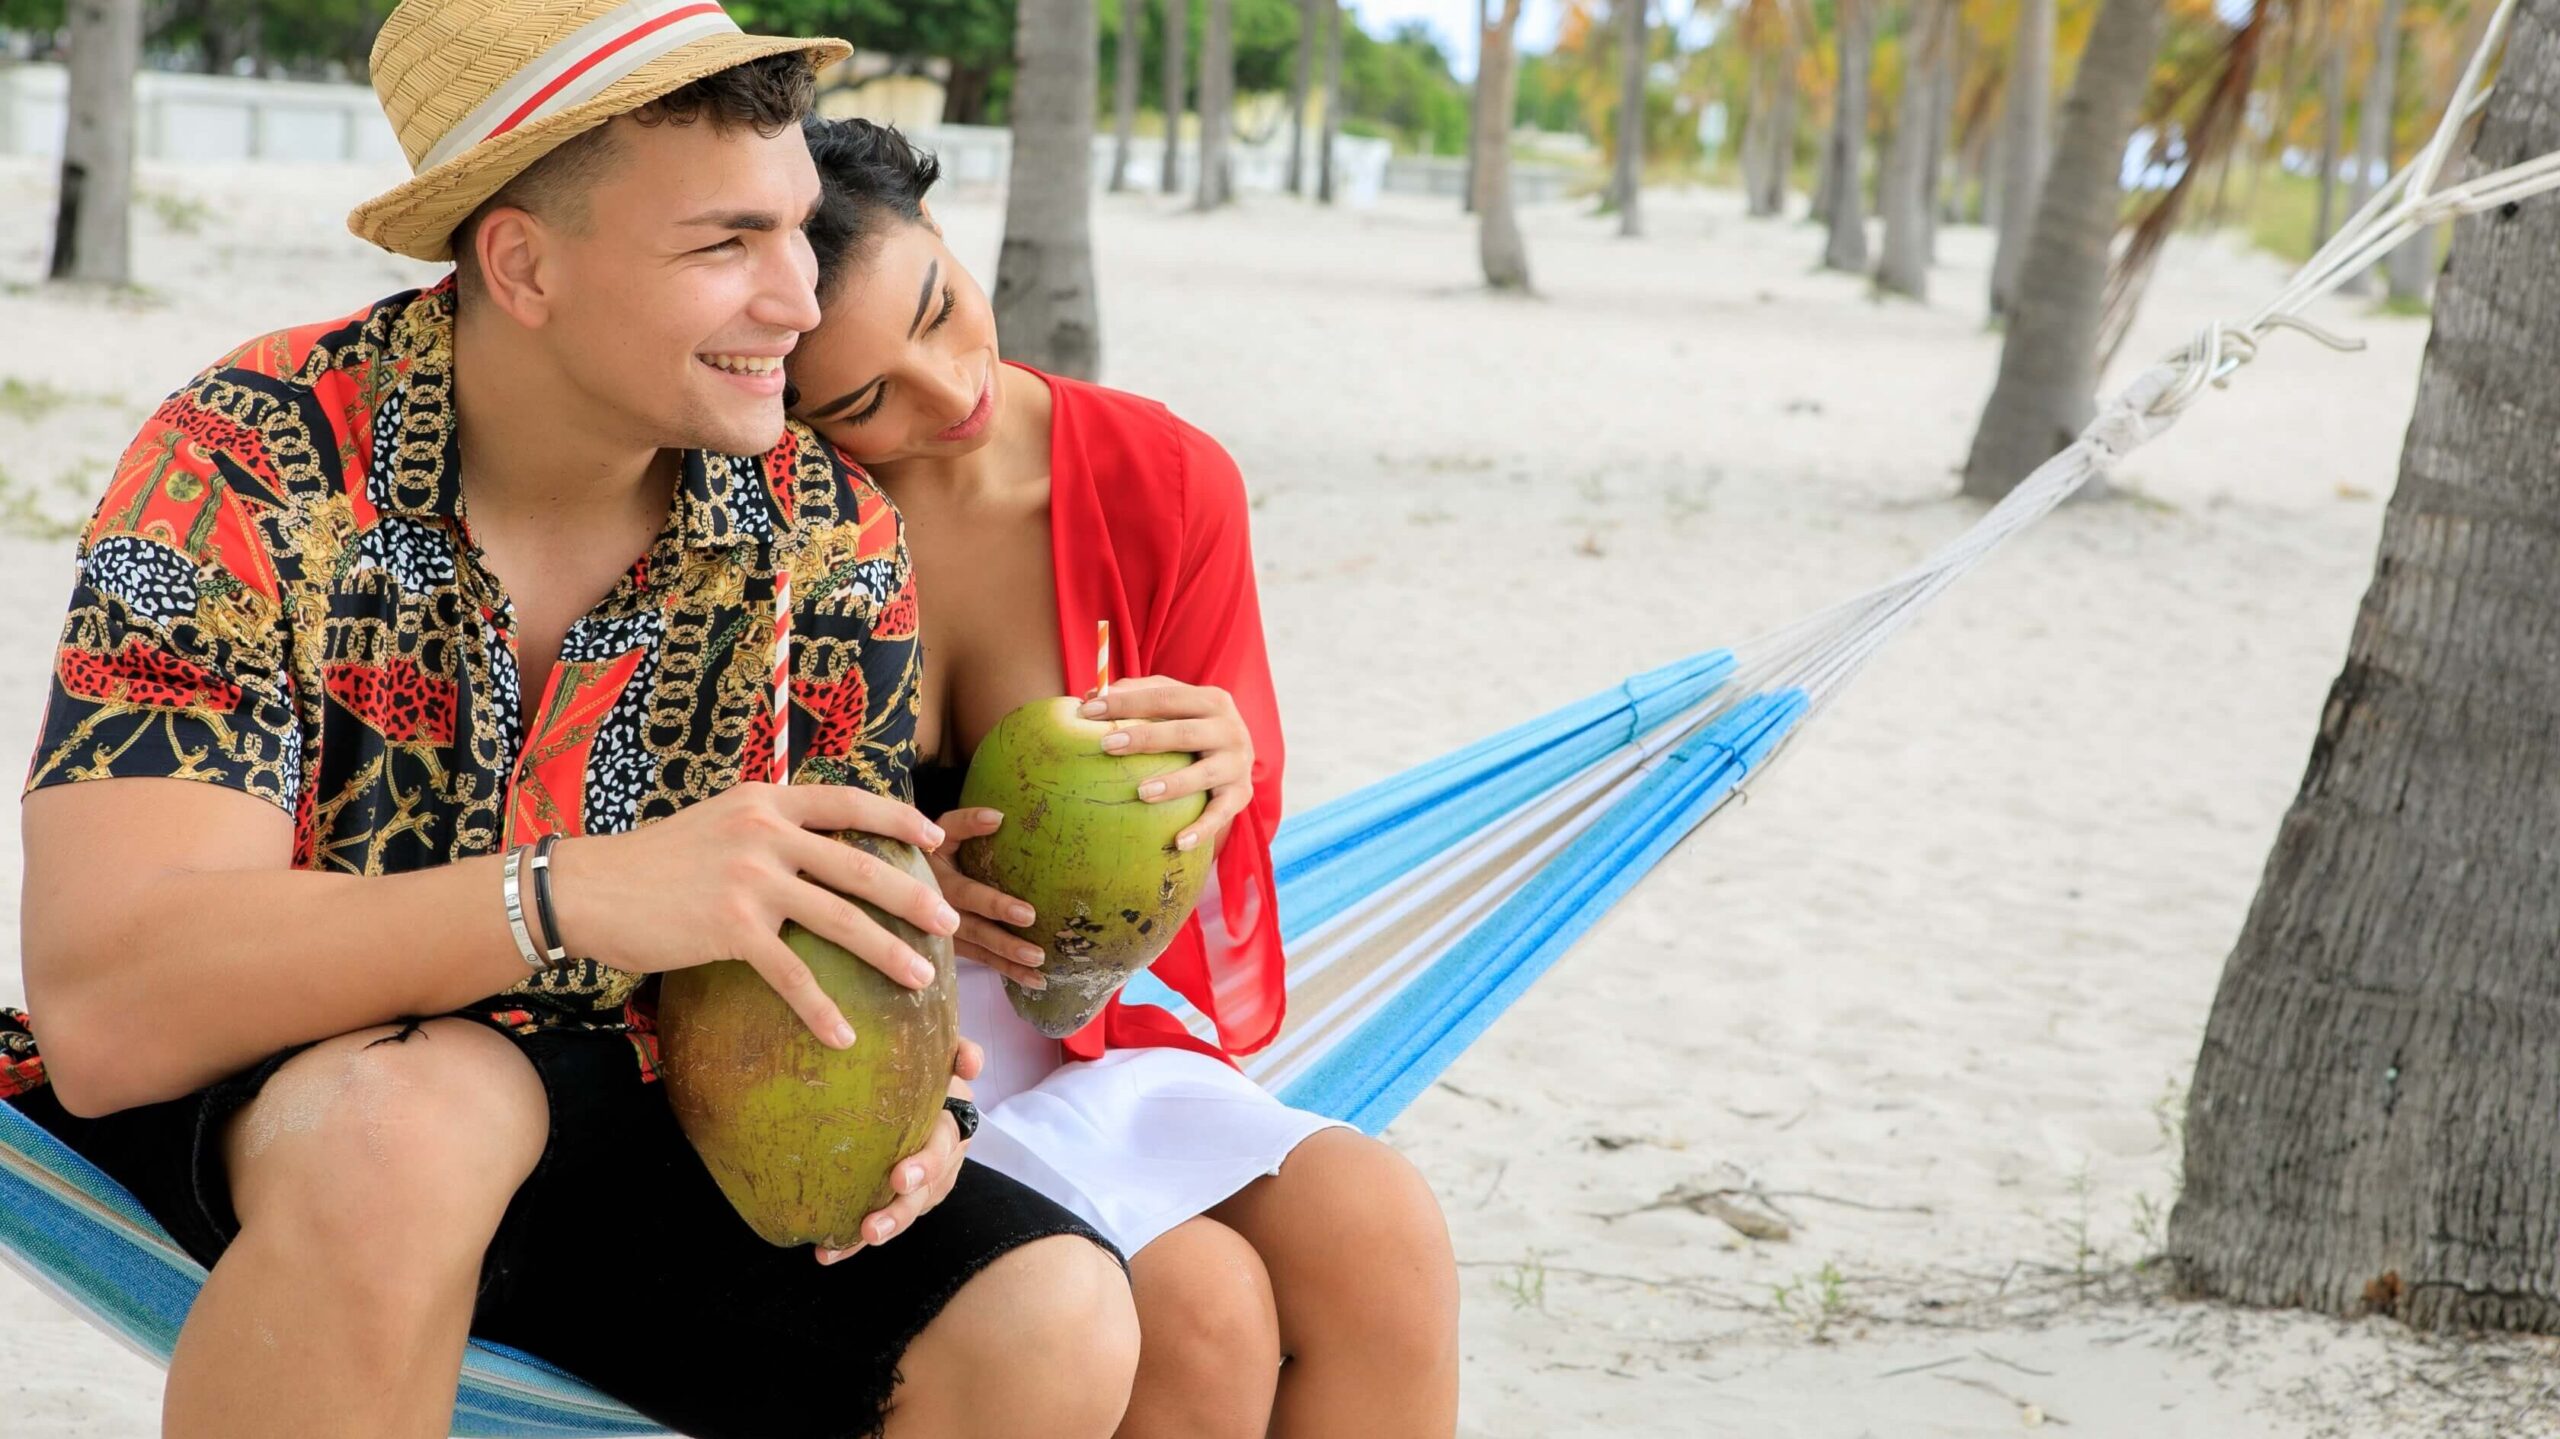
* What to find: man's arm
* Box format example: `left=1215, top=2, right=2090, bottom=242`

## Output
left=21, top=777, right=533, bottom=1118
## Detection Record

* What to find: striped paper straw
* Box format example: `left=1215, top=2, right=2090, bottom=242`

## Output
left=771, top=566, right=791, bottom=784
left=1096, top=620, right=1111, bottom=699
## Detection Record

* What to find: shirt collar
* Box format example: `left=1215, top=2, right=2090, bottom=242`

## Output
left=371, top=281, right=783, bottom=552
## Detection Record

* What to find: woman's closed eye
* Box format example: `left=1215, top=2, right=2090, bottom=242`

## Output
left=838, top=286, right=959, bottom=428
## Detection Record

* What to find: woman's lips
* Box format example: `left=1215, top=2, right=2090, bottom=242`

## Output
left=935, top=372, right=995, bottom=442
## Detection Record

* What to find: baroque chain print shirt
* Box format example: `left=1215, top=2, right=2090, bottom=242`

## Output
left=1, top=280, right=921, bottom=1095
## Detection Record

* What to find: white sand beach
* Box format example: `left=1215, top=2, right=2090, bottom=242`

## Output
left=4, top=155, right=2556, bottom=1437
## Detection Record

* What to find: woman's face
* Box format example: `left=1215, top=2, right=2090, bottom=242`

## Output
left=788, top=212, right=1004, bottom=467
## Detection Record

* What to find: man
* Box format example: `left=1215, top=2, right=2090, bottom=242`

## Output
left=0, top=2, right=1136, bottom=1435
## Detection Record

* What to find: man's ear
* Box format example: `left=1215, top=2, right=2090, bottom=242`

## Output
left=474, top=207, right=558, bottom=328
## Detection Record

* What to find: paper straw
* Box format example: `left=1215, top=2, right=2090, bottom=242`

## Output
left=771, top=566, right=791, bottom=784
left=1096, top=619, right=1112, bottom=699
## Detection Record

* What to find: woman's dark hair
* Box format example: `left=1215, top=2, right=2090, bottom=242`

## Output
left=802, top=118, right=943, bottom=301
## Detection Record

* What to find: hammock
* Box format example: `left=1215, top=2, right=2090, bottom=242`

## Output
left=5, top=5, right=2555, bottom=1430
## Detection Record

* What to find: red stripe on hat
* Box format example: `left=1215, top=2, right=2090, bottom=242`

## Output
left=487, top=2, right=728, bottom=141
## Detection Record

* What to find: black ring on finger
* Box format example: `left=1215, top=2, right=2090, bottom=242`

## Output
left=943, top=1095, right=981, bottom=1142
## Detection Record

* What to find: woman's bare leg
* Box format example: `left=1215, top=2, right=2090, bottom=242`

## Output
left=1113, top=1217, right=1280, bottom=1439
left=1210, top=1130, right=1459, bottom=1439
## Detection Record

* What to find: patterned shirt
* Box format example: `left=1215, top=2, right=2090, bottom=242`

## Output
left=0, top=281, right=920, bottom=1097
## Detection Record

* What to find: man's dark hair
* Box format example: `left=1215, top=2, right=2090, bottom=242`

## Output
left=802, top=118, right=942, bottom=302
left=451, top=52, right=817, bottom=293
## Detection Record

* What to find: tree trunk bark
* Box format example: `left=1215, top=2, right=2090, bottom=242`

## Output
left=1195, top=0, right=1234, bottom=209
left=1478, top=0, right=1531, bottom=289
left=2385, top=221, right=2439, bottom=305
left=1821, top=0, right=1873, bottom=272
left=1924, top=1, right=1960, bottom=254
left=1879, top=0, right=1944, bottom=297
left=2170, top=1, right=2560, bottom=1333
left=1745, top=33, right=1798, bottom=218
left=1111, top=0, right=1142, bottom=192
left=2341, top=0, right=2407, bottom=295
left=995, top=0, right=1103, bottom=380
left=1160, top=0, right=1189, bottom=194
left=1614, top=0, right=1645, bottom=236
left=1317, top=0, right=1343, bottom=204
left=1959, top=0, right=2166, bottom=499
left=1287, top=0, right=1315, bottom=195
left=1465, top=0, right=1487, bottom=212
left=2315, top=16, right=2348, bottom=249
left=51, top=0, right=140, bottom=286
left=1990, top=0, right=2055, bottom=316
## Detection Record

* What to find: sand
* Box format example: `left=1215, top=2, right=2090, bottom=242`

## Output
left=4, top=153, right=2558, bottom=1437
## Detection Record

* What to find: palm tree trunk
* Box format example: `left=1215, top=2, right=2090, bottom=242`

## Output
left=2342, top=0, right=2407, bottom=295
left=1960, top=0, right=2167, bottom=499
left=2171, top=0, right=2560, bottom=1332
left=1160, top=0, right=1189, bottom=195
left=1879, top=0, right=1946, bottom=297
left=1924, top=2, right=1960, bottom=253
left=1195, top=0, right=1234, bottom=209
left=1465, top=0, right=1488, bottom=212
left=1990, top=0, right=2055, bottom=316
left=1478, top=0, right=1531, bottom=289
left=2386, top=221, right=2440, bottom=305
left=1821, top=0, right=1874, bottom=272
left=1317, top=0, right=1343, bottom=204
left=1614, top=0, right=1646, bottom=236
left=51, top=0, right=142, bottom=285
left=1111, top=0, right=1142, bottom=192
left=995, top=0, right=1103, bottom=380
left=1287, top=0, right=1316, bottom=195
left=2315, top=11, right=2348, bottom=249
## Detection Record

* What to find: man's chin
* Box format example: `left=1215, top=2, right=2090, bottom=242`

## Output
left=678, top=398, right=789, bottom=458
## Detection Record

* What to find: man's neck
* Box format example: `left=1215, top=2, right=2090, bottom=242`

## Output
left=451, top=306, right=670, bottom=531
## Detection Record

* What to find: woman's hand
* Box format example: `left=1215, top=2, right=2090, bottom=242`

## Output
left=1080, top=676, right=1255, bottom=853
left=815, top=1037, right=986, bottom=1264
left=547, top=782, right=962, bottom=1049
left=927, top=808, right=1047, bottom=990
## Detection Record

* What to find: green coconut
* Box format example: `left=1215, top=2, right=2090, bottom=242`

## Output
left=955, top=695, right=1212, bottom=1038
left=657, top=834, right=958, bottom=1249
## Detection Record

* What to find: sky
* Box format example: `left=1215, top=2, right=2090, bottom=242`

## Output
left=1349, top=0, right=1565, bottom=83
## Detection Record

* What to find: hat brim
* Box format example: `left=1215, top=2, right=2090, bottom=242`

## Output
left=348, top=32, right=853, bottom=263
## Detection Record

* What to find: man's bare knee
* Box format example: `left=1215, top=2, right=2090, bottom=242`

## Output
left=222, top=1018, right=546, bottom=1260
left=903, top=1234, right=1138, bottom=1434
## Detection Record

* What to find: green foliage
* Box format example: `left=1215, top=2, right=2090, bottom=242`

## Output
left=1341, top=19, right=1468, bottom=155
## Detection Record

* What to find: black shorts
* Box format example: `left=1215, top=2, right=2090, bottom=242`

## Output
left=5, top=1013, right=1118, bottom=1439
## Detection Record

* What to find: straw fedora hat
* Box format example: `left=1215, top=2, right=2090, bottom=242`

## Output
left=349, top=0, right=851, bottom=261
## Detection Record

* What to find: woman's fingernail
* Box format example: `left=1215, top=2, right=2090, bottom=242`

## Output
left=1015, top=944, right=1044, bottom=965
left=911, top=958, right=937, bottom=987
left=1177, top=832, right=1200, bottom=851
left=980, top=809, right=1003, bottom=826
left=1024, top=972, right=1049, bottom=991
left=1009, top=903, right=1036, bottom=925
left=923, top=823, right=946, bottom=848
left=1101, top=732, right=1130, bottom=752
left=1080, top=699, right=1107, bottom=717
left=1139, top=780, right=1164, bottom=799
left=936, top=902, right=961, bottom=932
left=833, top=1021, right=857, bottom=1048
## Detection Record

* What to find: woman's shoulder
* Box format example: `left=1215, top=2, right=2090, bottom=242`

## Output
left=1034, top=366, right=1244, bottom=525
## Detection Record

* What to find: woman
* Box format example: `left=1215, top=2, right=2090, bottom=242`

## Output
left=785, top=119, right=1460, bottom=1439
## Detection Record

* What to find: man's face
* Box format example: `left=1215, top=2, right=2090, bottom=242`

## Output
left=531, top=114, right=823, bottom=456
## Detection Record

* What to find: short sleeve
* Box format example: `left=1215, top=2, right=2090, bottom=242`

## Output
left=784, top=444, right=921, bottom=800
left=24, top=403, right=299, bottom=813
